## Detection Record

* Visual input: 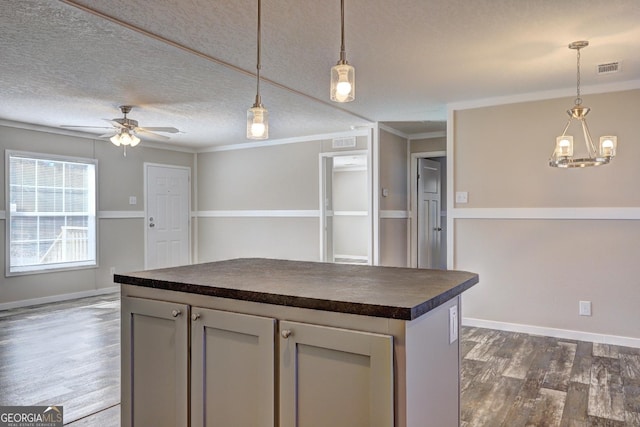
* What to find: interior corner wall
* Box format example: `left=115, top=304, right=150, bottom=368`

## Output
left=0, top=125, right=194, bottom=306
left=196, top=140, right=326, bottom=263
left=452, top=88, right=640, bottom=342
left=378, top=128, right=409, bottom=267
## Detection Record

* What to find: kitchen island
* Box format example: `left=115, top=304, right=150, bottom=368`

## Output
left=115, top=258, right=479, bottom=427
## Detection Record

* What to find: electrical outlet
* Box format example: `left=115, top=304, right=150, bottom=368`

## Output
left=579, top=301, right=592, bottom=316
left=449, top=305, right=458, bottom=344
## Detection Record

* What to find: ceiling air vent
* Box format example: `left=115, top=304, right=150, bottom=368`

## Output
left=332, top=136, right=356, bottom=149
left=597, top=61, right=621, bottom=75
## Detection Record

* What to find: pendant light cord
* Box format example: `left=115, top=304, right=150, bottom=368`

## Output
left=255, top=0, right=262, bottom=106
left=339, top=0, right=347, bottom=64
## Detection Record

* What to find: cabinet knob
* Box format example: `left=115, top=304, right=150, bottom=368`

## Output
left=281, top=329, right=292, bottom=339
left=171, top=309, right=182, bottom=318
left=191, top=313, right=200, bottom=321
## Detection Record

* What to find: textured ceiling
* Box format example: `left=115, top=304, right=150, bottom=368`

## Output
left=1, top=0, right=639, bottom=149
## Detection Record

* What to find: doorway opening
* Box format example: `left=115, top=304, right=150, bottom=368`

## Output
left=410, top=152, right=447, bottom=269
left=320, top=152, right=371, bottom=265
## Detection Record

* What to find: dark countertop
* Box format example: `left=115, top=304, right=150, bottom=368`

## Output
left=114, top=258, right=479, bottom=320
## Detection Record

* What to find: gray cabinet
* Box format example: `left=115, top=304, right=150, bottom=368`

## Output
left=279, top=321, right=394, bottom=427
left=190, top=307, right=276, bottom=427
left=122, top=296, right=393, bottom=427
left=121, top=296, right=189, bottom=427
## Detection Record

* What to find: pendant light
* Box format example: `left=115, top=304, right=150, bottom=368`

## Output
left=247, top=0, right=268, bottom=139
left=549, top=41, right=617, bottom=168
left=330, top=0, right=355, bottom=103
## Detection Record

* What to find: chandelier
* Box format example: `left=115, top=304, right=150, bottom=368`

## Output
left=549, top=41, right=617, bottom=168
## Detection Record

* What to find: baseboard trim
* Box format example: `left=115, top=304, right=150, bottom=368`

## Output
left=463, top=317, right=640, bottom=349
left=0, top=287, right=120, bottom=311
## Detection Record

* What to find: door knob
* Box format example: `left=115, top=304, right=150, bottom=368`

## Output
left=171, top=309, right=181, bottom=318
left=281, top=330, right=292, bottom=339
left=149, top=223, right=155, bottom=228
left=433, top=227, right=442, bottom=231
left=191, top=313, right=200, bottom=321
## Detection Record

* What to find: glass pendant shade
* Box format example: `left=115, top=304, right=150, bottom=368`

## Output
left=110, top=134, right=121, bottom=147
left=129, top=134, right=141, bottom=147
left=247, top=104, right=268, bottom=139
left=554, top=135, right=574, bottom=158
left=330, top=63, right=355, bottom=102
left=599, top=136, right=617, bottom=158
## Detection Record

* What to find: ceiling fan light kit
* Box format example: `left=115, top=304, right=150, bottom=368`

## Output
left=61, top=104, right=179, bottom=155
left=549, top=41, right=617, bottom=168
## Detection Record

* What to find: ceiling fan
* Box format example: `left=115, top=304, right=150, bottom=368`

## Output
left=61, top=105, right=180, bottom=148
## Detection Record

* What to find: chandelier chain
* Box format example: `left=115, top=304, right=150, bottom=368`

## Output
left=575, top=48, right=582, bottom=106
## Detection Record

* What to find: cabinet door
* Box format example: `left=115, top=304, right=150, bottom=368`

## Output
left=279, top=321, right=393, bottom=427
left=121, top=296, right=189, bottom=427
left=191, top=307, right=276, bottom=427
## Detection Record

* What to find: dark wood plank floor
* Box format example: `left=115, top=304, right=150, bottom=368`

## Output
left=461, top=327, right=640, bottom=426
left=1, top=293, right=639, bottom=426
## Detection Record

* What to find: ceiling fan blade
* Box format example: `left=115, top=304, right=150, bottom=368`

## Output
left=103, top=119, right=126, bottom=129
left=99, top=132, right=117, bottom=138
left=140, top=126, right=180, bottom=133
left=136, top=128, right=170, bottom=140
left=60, top=125, right=114, bottom=130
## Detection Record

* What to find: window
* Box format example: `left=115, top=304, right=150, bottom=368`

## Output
left=6, top=151, right=97, bottom=275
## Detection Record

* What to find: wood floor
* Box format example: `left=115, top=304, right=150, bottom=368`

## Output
left=0, top=293, right=121, bottom=426
left=0, top=293, right=639, bottom=426
left=461, top=327, right=640, bottom=426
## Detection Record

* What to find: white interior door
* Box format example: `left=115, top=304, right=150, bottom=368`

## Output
left=417, top=158, right=441, bottom=269
left=145, top=164, right=190, bottom=270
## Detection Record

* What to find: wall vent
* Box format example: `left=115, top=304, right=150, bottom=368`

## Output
left=332, top=136, right=356, bottom=149
left=597, top=62, right=621, bottom=75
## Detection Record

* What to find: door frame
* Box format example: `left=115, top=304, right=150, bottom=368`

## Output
left=409, top=151, right=446, bottom=268
left=143, top=163, right=192, bottom=270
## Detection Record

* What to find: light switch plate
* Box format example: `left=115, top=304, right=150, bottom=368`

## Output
left=455, top=191, right=468, bottom=204
left=579, top=300, right=592, bottom=316
left=449, top=305, right=458, bottom=344
left=129, top=196, right=137, bottom=205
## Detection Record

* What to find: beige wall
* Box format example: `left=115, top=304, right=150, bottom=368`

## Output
left=452, top=89, right=640, bottom=341
left=410, top=137, right=446, bottom=154
left=454, top=90, right=638, bottom=208
left=196, top=141, right=324, bottom=263
left=0, top=125, right=194, bottom=306
left=198, top=142, right=320, bottom=211
left=378, top=128, right=409, bottom=267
